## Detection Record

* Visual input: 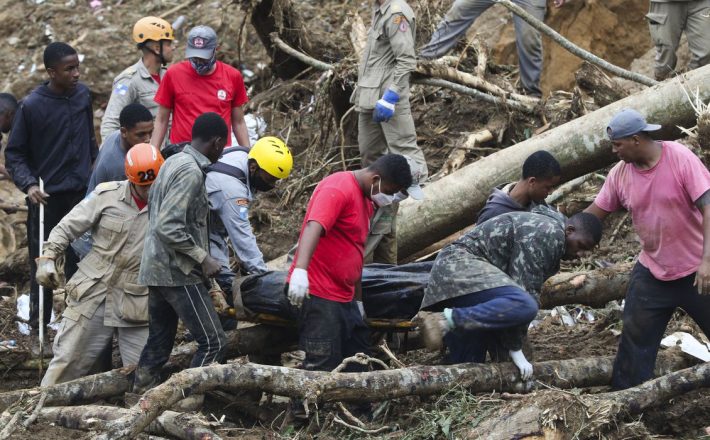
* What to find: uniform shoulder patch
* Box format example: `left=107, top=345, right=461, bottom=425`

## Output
left=94, top=181, right=121, bottom=194
left=114, top=83, right=129, bottom=96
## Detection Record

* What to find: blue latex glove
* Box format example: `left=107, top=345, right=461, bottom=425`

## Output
left=373, top=89, right=400, bottom=122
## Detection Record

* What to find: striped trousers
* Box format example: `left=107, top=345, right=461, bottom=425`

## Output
left=133, top=284, right=227, bottom=393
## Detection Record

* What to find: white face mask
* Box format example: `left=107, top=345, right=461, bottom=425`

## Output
left=392, top=191, right=408, bottom=203
left=371, top=178, right=394, bottom=207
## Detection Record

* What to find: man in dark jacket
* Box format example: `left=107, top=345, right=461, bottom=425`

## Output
left=5, top=42, right=98, bottom=336
left=477, top=150, right=561, bottom=224
left=133, top=112, right=227, bottom=401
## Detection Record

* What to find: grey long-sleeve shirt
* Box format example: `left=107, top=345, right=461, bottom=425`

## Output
left=206, top=149, right=267, bottom=277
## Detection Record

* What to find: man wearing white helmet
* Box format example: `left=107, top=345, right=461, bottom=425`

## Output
left=100, top=17, right=175, bottom=140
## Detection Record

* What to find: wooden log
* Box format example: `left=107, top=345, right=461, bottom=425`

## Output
left=396, top=64, right=710, bottom=259
left=0, top=325, right=297, bottom=412
left=575, top=61, right=630, bottom=108
left=540, top=263, right=631, bottom=309
left=38, top=405, right=220, bottom=440
left=470, top=358, right=710, bottom=439
left=95, top=351, right=691, bottom=440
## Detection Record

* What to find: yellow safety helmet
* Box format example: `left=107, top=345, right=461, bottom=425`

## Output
left=248, top=136, right=293, bottom=180
left=133, top=17, right=174, bottom=43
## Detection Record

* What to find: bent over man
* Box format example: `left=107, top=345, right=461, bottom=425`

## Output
left=585, top=108, right=710, bottom=389
left=418, top=208, right=601, bottom=379
left=37, top=143, right=164, bottom=385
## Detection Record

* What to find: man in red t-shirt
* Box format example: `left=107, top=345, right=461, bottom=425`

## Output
left=585, top=108, right=710, bottom=390
left=286, top=154, right=413, bottom=375
left=150, top=25, right=250, bottom=149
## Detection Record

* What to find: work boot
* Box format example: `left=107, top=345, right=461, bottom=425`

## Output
left=416, top=311, right=450, bottom=352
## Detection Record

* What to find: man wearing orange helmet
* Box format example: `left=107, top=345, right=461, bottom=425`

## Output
left=35, top=143, right=164, bottom=385
left=100, top=16, right=174, bottom=140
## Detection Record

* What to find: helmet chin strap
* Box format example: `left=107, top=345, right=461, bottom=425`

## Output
left=144, top=42, right=166, bottom=66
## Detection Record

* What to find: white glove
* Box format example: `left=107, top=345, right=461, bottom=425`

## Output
left=356, top=300, right=366, bottom=319
left=36, top=256, right=60, bottom=289
left=509, top=349, right=533, bottom=380
left=288, top=268, right=309, bottom=307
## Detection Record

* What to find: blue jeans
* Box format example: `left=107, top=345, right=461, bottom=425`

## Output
left=133, top=284, right=227, bottom=392
left=612, top=263, right=710, bottom=389
left=437, top=286, right=538, bottom=364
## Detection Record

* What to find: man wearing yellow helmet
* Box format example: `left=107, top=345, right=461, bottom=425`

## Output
left=206, top=136, right=292, bottom=295
left=100, top=16, right=175, bottom=140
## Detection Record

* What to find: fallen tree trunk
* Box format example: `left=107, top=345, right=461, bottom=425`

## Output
left=95, top=351, right=691, bottom=440
left=540, top=262, right=631, bottom=309
left=37, top=406, right=220, bottom=440
left=470, top=358, right=710, bottom=439
left=0, top=325, right=297, bottom=412
left=396, top=64, right=710, bottom=259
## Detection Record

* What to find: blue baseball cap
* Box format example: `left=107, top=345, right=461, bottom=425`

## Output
left=186, top=25, right=217, bottom=59
left=606, top=109, right=661, bottom=140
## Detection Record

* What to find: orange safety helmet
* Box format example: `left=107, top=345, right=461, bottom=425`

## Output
left=125, top=143, right=164, bottom=186
left=133, top=17, right=174, bottom=43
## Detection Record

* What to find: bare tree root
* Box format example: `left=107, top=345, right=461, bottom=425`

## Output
left=94, top=351, right=690, bottom=440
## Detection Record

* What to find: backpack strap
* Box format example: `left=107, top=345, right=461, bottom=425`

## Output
left=206, top=147, right=250, bottom=185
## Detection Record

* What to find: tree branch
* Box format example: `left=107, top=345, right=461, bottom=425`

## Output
left=495, top=0, right=658, bottom=87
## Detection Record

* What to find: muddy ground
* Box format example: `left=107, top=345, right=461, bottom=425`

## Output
left=1, top=0, right=709, bottom=438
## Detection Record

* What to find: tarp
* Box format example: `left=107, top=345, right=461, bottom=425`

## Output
left=234, top=262, right=433, bottom=320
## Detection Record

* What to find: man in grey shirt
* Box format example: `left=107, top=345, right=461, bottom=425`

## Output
left=88, top=103, right=154, bottom=193
left=73, top=103, right=154, bottom=260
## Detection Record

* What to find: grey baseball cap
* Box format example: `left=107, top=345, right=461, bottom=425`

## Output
left=404, top=156, right=425, bottom=200
left=606, top=108, right=661, bottom=140
left=186, top=25, right=217, bottom=59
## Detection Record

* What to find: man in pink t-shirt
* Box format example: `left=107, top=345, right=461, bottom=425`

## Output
left=585, top=108, right=710, bottom=390
left=286, top=154, right=413, bottom=378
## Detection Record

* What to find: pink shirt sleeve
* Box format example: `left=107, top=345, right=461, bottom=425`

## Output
left=594, top=164, right=622, bottom=213
left=678, top=147, right=710, bottom=202
left=306, top=187, right=346, bottom=234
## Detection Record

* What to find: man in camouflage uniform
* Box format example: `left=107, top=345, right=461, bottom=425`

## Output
left=646, top=0, right=710, bottom=81
left=35, top=143, right=164, bottom=385
left=352, top=0, right=428, bottom=264
left=100, top=17, right=174, bottom=140
left=419, top=0, right=569, bottom=96
left=417, top=208, right=601, bottom=379
left=133, top=112, right=228, bottom=395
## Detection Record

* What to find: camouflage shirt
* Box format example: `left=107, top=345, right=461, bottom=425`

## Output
left=421, top=207, right=567, bottom=309
left=138, top=145, right=211, bottom=287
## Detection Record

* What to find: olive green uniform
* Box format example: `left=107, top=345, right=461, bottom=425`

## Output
left=353, top=0, right=428, bottom=264
left=646, top=0, right=710, bottom=80
left=100, top=59, right=165, bottom=140
left=41, top=181, right=150, bottom=386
